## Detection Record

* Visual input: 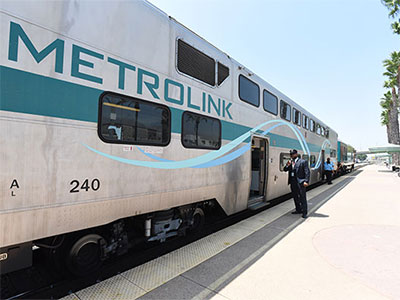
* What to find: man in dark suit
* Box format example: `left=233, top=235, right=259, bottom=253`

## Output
left=283, top=149, right=310, bottom=218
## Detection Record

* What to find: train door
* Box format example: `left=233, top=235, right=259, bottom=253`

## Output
left=320, top=150, right=325, bottom=181
left=248, top=137, right=269, bottom=208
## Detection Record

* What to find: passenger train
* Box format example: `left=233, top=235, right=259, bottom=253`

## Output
left=0, top=0, right=347, bottom=275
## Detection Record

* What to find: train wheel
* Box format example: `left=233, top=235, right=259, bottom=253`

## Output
left=65, top=233, right=105, bottom=276
left=191, top=207, right=205, bottom=232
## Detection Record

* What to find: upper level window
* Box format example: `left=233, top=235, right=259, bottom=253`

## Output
left=177, top=39, right=215, bottom=86
left=182, top=111, right=221, bottom=149
left=316, top=123, right=322, bottom=135
left=310, top=119, right=316, bottom=132
left=217, top=62, right=229, bottom=86
left=321, top=127, right=325, bottom=136
left=325, top=129, right=330, bottom=138
left=239, top=75, right=260, bottom=107
left=99, top=92, right=170, bottom=146
left=280, top=100, right=291, bottom=121
left=293, top=108, right=301, bottom=126
left=263, top=89, right=278, bottom=115
left=302, top=114, right=309, bottom=129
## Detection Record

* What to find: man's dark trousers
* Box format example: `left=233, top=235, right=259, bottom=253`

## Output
left=325, top=170, right=333, bottom=184
left=290, top=178, right=307, bottom=214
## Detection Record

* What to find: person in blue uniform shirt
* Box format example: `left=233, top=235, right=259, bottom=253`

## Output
left=283, top=149, right=310, bottom=218
left=324, top=157, right=334, bottom=185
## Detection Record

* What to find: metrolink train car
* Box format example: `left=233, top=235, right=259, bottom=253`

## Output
left=0, top=0, right=339, bottom=275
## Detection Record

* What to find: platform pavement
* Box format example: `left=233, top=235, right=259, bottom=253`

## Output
left=62, top=165, right=399, bottom=300
left=138, top=164, right=400, bottom=300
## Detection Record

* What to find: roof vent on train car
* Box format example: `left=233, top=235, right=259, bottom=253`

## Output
left=177, top=39, right=216, bottom=86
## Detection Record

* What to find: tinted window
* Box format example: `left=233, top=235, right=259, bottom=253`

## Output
left=280, top=153, right=291, bottom=171
left=263, top=89, right=278, bottom=115
left=99, top=93, right=170, bottom=146
left=325, top=129, right=330, bottom=138
left=310, top=155, right=316, bottom=167
left=239, top=75, right=260, bottom=107
left=182, top=111, right=221, bottom=149
left=217, top=62, right=229, bottom=85
left=316, top=123, right=321, bottom=135
left=280, top=100, right=291, bottom=121
left=310, top=119, right=316, bottom=132
left=302, top=114, right=309, bottom=129
left=302, top=154, right=309, bottom=165
left=293, top=108, right=301, bottom=126
left=331, top=149, right=336, bottom=158
left=177, top=39, right=215, bottom=86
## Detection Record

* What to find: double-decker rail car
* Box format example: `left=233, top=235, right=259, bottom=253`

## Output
left=337, top=140, right=355, bottom=172
left=0, top=0, right=339, bottom=275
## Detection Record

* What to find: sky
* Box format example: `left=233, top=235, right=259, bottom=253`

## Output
left=148, top=0, right=399, bottom=151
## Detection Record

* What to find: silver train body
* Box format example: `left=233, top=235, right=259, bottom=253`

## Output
left=0, top=0, right=338, bottom=274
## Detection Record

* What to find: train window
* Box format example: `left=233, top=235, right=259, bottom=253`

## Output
left=330, top=149, right=337, bottom=158
left=316, top=123, right=321, bottom=135
left=99, top=93, right=171, bottom=146
left=293, top=108, right=301, bottom=126
left=263, top=89, right=278, bottom=115
left=325, top=129, right=330, bottom=138
left=279, top=153, right=291, bottom=171
left=310, top=119, right=316, bottom=132
left=302, top=154, right=309, bottom=165
left=177, top=39, right=215, bottom=86
left=310, top=155, right=316, bottom=168
left=217, top=62, right=229, bottom=86
left=302, top=114, right=309, bottom=129
left=321, top=127, right=325, bottom=136
left=182, top=111, right=221, bottom=149
left=239, top=75, right=260, bottom=107
left=280, top=100, right=291, bottom=121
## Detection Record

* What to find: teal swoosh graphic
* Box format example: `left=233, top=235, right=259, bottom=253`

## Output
left=83, top=119, right=282, bottom=169
left=136, top=122, right=285, bottom=168
left=83, top=120, right=329, bottom=169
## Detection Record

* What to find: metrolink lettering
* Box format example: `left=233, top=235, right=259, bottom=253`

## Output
left=8, top=21, right=233, bottom=120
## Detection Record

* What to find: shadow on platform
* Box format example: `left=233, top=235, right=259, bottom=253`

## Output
left=139, top=170, right=363, bottom=300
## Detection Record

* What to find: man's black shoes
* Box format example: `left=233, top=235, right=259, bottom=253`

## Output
left=291, top=211, right=302, bottom=214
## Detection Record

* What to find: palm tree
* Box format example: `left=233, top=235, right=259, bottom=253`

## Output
left=380, top=91, right=393, bottom=142
left=381, top=52, right=400, bottom=164
left=381, top=0, right=400, bottom=34
left=381, top=2, right=400, bottom=164
left=382, top=52, right=400, bottom=145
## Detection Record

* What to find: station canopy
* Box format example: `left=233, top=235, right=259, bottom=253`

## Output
left=368, top=143, right=400, bottom=154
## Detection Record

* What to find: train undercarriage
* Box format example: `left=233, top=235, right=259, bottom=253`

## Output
left=1, top=200, right=221, bottom=276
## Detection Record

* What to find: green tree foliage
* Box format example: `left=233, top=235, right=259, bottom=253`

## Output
left=382, top=0, right=400, bottom=34
left=380, top=91, right=392, bottom=126
left=357, top=154, right=367, bottom=161
left=383, top=51, right=400, bottom=89
left=381, top=1, right=400, bottom=164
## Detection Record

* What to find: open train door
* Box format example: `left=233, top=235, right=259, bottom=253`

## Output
left=248, top=136, right=269, bottom=210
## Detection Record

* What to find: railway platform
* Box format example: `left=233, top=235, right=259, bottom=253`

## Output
left=62, top=164, right=400, bottom=300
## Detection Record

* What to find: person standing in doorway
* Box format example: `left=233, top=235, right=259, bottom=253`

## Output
left=324, top=157, right=334, bottom=185
left=284, top=149, right=310, bottom=218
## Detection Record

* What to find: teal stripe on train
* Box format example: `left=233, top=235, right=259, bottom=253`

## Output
left=0, top=65, right=322, bottom=153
